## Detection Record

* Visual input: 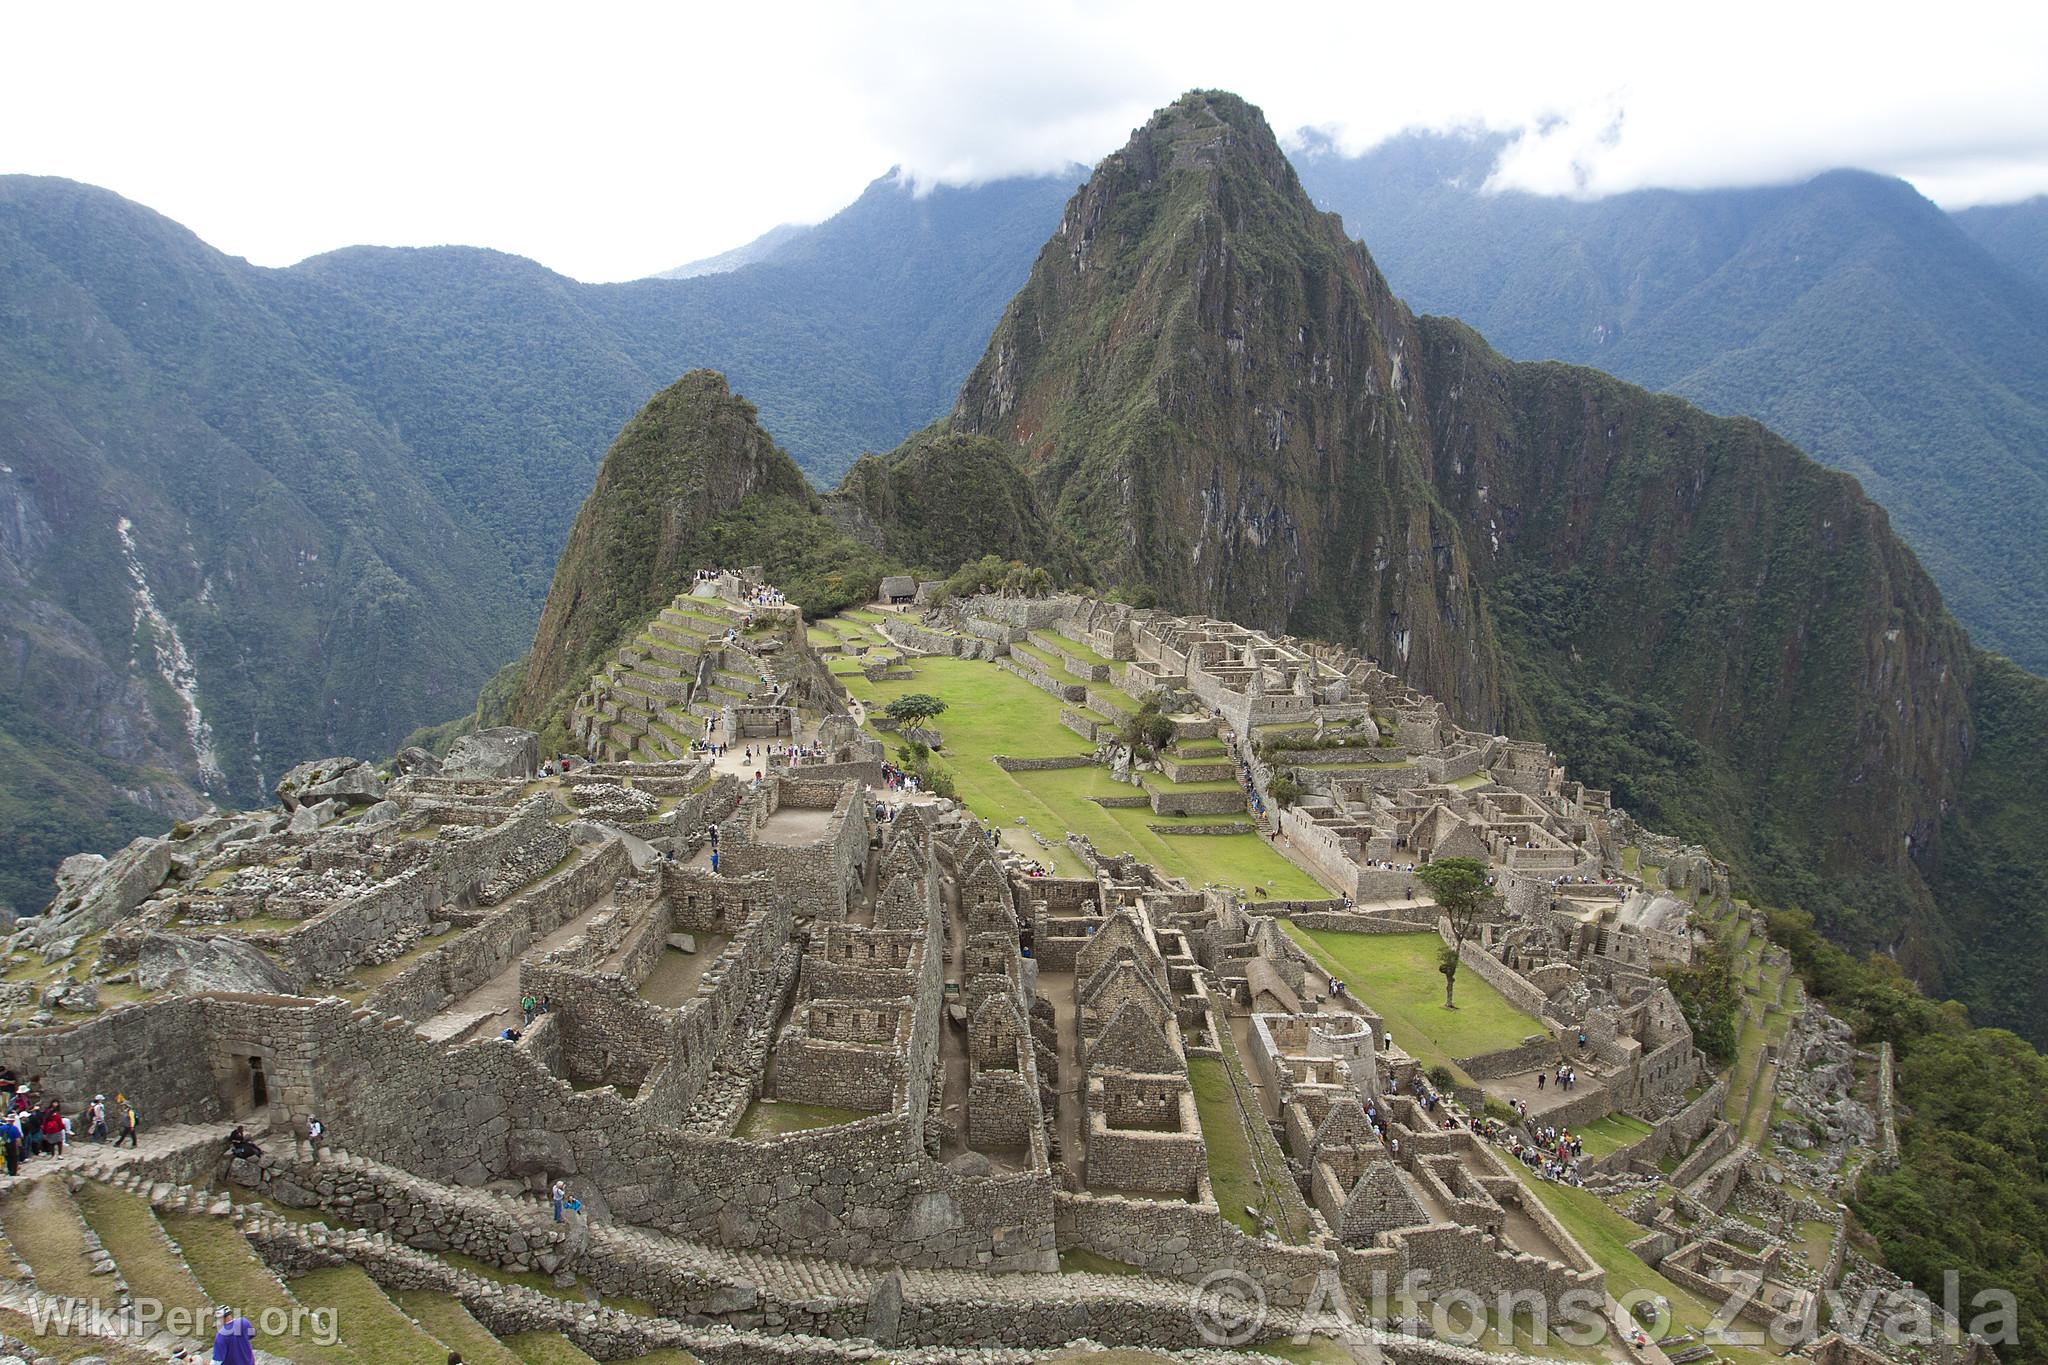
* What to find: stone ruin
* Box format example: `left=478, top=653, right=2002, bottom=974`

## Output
left=0, top=575, right=1940, bottom=1364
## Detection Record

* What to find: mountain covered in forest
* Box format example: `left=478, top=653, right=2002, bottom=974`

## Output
left=0, top=169, right=1074, bottom=913
left=1290, top=135, right=2048, bottom=674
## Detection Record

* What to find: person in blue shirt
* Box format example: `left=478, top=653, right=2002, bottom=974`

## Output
left=211, top=1305, right=256, bottom=1365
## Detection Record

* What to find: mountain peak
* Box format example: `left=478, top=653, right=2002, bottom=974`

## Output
left=1102, top=89, right=1301, bottom=207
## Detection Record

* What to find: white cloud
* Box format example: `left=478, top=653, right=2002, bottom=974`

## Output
left=3, top=0, right=2044, bottom=280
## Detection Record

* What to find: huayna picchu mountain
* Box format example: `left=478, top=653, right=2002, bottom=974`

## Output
left=516, top=92, right=2043, bottom=1041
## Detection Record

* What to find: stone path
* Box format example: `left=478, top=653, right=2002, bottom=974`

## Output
left=416, top=888, right=617, bottom=1043
left=5, top=1120, right=249, bottom=1184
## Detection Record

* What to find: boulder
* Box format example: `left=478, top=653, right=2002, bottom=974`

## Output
left=41, top=981, right=98, bottom=1012
left=444, top=727, right=540, bottom=780
left=287, top=799, right=345, bottom=835
left=396, top=745, right=444, bottom=777
left=31, top=836, right=174, bottom=944
left=53, top=853, right=108, bottom=901
left=135, top=933, right=300, bottom=996
left=276, top=756, right=386, bottom=810
left=354, top=800, right=404, bottom=832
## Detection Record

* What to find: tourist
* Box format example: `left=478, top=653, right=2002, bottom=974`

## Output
left=306, top=1115, right=325, bottom=1154
left=115, top=1095, right=139, bottom=1148
left=521, top=994, right=536, bottom=1026
left=1537, top=1071, right=1545, bottom=1091
left=88, top=1094, right=107, bottom=1142
left=212, top=1306, right=257, bottom=1365
left=552, top=1178, right=568, bottom=1222
left=0, top=1110, right=20, bottom=1176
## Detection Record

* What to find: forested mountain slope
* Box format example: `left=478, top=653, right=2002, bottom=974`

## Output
left=1293, top=137, right=2048, bottom=672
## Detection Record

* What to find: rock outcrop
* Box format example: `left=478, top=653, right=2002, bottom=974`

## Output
left=135, top=932, right=301, bottom=996
left=27, top=835, right=173, bottom=944
left=276, top=756, right=387, bottom=810
left=444, top=727, right=541, bottom=780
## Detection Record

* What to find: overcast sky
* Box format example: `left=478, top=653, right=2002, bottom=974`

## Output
left=7, top=0, right=2045, bottom=282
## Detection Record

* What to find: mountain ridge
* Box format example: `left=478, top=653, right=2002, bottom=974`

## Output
left=1292, top=135, right=2048, bottom=672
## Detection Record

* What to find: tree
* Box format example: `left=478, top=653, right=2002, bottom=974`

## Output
left=1269, top=772, right=1304, bottom=808
left=1416, top=857, right=1497, bottom=1009
left=1121, top=695, right=1176, bottom=757
left=1658, top=937, right=1742, bottom=1063
left=884, top=694, right=948, bottom=729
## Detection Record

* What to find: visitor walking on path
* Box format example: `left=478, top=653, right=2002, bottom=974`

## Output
left=552, top=1178, right=568, bottom=1222
left=115, top=1095, right=139, bottom=1148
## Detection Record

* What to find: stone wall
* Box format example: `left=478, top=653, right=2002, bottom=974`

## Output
left=1053, top=1192, right=1335, bottom=1309
left=1454, top=941, right=1552, bottom=1023
left=367, top=839, right=630, bottom=1021
left=991, top=755, right=1097, bottom=773
left=717, top=778, right=868, bottom=921
left=231, top=991, right=1061, bottom=1271
left=0, top=995, right=219, bottom=1124
left=1143, top=782, right=1247, bottom=817
left=276, top=798, right=571, bottom=982
left=526, top=897, right=791, bottom=1102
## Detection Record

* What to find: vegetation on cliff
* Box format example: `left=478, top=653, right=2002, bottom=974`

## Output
left=512, top=372, right=893, bottom=730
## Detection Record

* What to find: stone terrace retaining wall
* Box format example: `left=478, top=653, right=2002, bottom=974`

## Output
left=995, top=655, right=1087, bottom=704
left=1456, top=940, right=1553, bottom=1020
left=1053, top=1191, right=1335, bottom=1308
left=273, top=798, right=571, bottom=982
left=992, top=754, right=1097, bottom=772
left=367, top=839, right=631, bottom=1021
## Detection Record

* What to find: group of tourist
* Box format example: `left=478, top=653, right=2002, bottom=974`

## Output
left=0, top=1071, right=140, bottom=1175
left=762, top=741, right=830, bottom=768
left=878, top=762, right=925, bottom=795
left=1535, top=1062, right=1582, bottom=1092
left=1479, top=1104, right=1590, bottom=1185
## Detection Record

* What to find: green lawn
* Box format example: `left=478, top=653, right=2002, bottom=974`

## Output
left=75, top=1182, right=211, bottom=1312
left=1, top=1179, right=106, bottom=1301
left=292, top=1265, right=452, bottom=1365
left=158, top=1210, right=360, bottom=1363
left=1572, top=1111, right=1655, bottom=1159
left=735, top=1098, right=868, bottom=1137
left=837, top=649, right=1324, bottom=894
left=1279, top=925, right=1544, bottom=1074
left=393, top=1291, right=525, bottom=1365
left=503, top=1332, right=602, bottom=1365
left=1190, top=1056, right=1280, bottom=1236
left=1010, top=639, right=1092, bottom=685
left=1036, top=629, right=1113, bottom=667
